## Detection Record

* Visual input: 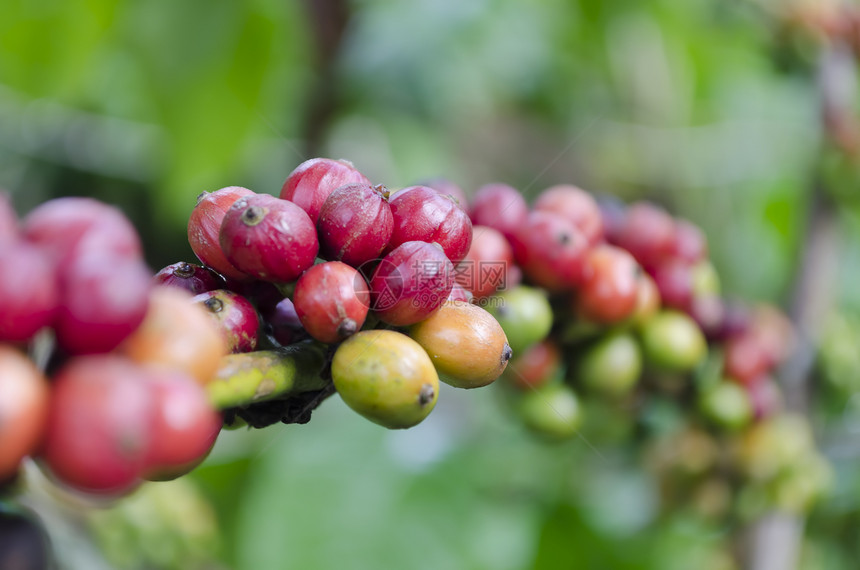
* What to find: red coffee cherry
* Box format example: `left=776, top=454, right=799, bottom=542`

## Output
left=293, top=261, right=370, bottom=343
left=187, top=186, right=256, bottom=281
left=510, top=211, right=589, bottom=292
left=533, top=184, right=604, bottom=245
left=0, top=241, right=59, bottom=343
left=575, top=245, right=639, bottom=324
left=456, top=225, right=514, bottom=300
left=388, top=185, right=472, bottom=264
left=193, top=289, right=260, bottom=353
left=154, top=261, right=225, bottom=295
left=470, top=183, right=528, bottom=242
left=280, top=158, right=370, bottom=224
left=318, top=183, right=393, bottom=267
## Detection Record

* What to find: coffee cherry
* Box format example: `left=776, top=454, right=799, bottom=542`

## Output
left=0, top=346, right=49, bottom=480
left=187, top=186, right=255, bottom=281
left=317, top=182, right=393, bottom=267
left=293, top=261, right=370, bottom=343
left=331, top=330, right=439, bottom=429
left=261, top=297, right=308, bottom=347
left=651, top=258, right=694, bottom=311
left=55, top=251, right=152, bottom=355
left=447, top=283, right=474, bottom=303
left=219, top=194, right=318, bottom=283
left=671, top=219, right=708, bottom=263
left=280, top=158, right=370, bottom=224
left=639, top=310, right=707, bottom=373
left=456, top=225, right=514, bottom=299
left=576, top=331, right=642, bottom=397
left=510, top=211, right=588, bottom=292
left=368, top=241, right=454, bottom=326
left=142, top=369, right=222, bottom=481
left=23, top=197, right=143, bottom=268
left=119, top=287, right=228, bottom=385
left=630, top=273, right=661, bottom=326
left=0, top=241, right=59, bottom=343
left=698, top=381, right=753, bottom=431
left=575, top=245, right=639, bottom=324
left=154, top=261, right=225, bottom=294
left=193, top=290, right=260, bottom=353
left=388, top=185, right=472, bottom=264
left=614, top=201, right=676, bottom=269
left=486, top=285, right=553, bottom=354
left=691, top=259, right=720, bottom=298
left=409, top=300, right=511, bottom=389
left=723, top=333, right=770, bottom=386
left=470, top=183, right=528, bottom=241
left=518, top=382, right=583, bottom=440
left=533, top=184, right=604, bottom=245
left=418, top=177, right=470, bottom=216
left=503, top=339, right=562, bottom=390
left=41, top=355, right=155, bottom=495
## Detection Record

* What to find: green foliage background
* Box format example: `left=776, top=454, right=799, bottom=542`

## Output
left=3, top=0, right=860, bottom=568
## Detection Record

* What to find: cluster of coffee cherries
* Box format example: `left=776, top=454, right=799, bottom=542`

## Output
left=0, top=194, right=226, bottom=498
left=175, top=158, right=511, bottom=431
left=436, top=181, right=830, bottom=520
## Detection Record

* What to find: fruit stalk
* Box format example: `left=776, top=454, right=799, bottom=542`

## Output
left=206, top=342, right=329, bottom=410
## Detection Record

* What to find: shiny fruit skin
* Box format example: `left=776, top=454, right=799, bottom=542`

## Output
left=317, top=183, right=393, bottom=267
left=187, top=186, right=255, bottom=281
left=503, top=339, right=562, bottom=390
left=639, top=310, right=707, bottom=373
left=409, top=300, right=511, bottom=389
left=193, top=290, right=260, bottom=353
left=55, top=251, right=152, bottom=355
left=469, top=183, right=528, bottom=241
left=456, top=225, right=514, bottom=299
left=331, top=330, right=439, bottom=429
left=0, top=346, right=50, bottom=480
left=518, top=382, right=583, bottom=440
left=418, top=177, right=470, bottom=216
left=142, top=369, right=222, bottom=481
left=219, top=194, right=319, bottom=283
left=23, top=197, right=142, bottom=268
left=533, top=184, right=604, bottom=245
left=388, top=185, right=472, bottom=264
left=41, top=355, right=155, bottom=495
left=510, top=211, right=588, bottom=292
left=576, top=332, right=642, bottom=397
left=293, top=262, right=370, bottom=343
left=0, top=241, right=59, bottom=343
left=118, top=287, right=228, bottom=385
left=279, top=158, right=370, bottom=224
left=369, top=241, right=454, bottom=326
left=486, top=285, right=553, bottom=354
left=576, top=245, right=639, bottom=324
left=153, top=262, right=225, bottom=295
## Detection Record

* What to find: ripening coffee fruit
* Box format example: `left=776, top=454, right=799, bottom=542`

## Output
left=40, top=355, right=155, bottom=495
left=23, top=197, right=143, bottom=268
left=470, top=183, right=528, bottom=241
left=575, top=245, right=639, bottom=324
left=486, top=285, right=553, bottom=354
left=154, top=261, right=225, bottom=294
left=187, top=186, right=256, bottom=281
left=518, top=382, right=583, bottom=440
left=698, top=380, right=753, bottom=431
left=503, top=339, right=562, bottom=391
left=193, top=289, right=260, bottom=353
left=317, top=182, right=393, bottom=267
left=614, top=201, right=676, bottom=269
left=418, top=177, right=470, bottom=216
left=219, top=193, right=318, bottom=283
left=456, top=225, right=514, bottom=300
left=533, top=184, right=604, bottom=245
left=639, top=310, right=707, bottom=373
left=118, top=287, right=228, bottom=385
left=369, top=241, right=454, bottom=326
left=0, top=346, right=50, bottom=481
left=293, top=261, right=370, bottom=343
left=509, top=211, right=588, bottom=292
left=332, top=330, right=439, bottom=429
left=0, top=241, right=59, bottom=343
left=409, top=300, right=512, bottom=389
left=280, top=158, right=370, bottom=224
left=387, top=185, right=472, bottom=264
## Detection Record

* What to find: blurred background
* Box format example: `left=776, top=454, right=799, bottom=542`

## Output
left=4, top=0, right=860, bottom=568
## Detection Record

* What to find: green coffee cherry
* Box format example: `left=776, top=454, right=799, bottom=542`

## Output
left=698, top=380, right=752, bottom=431
left=486, top=285, right=553, bottom=354
left=518, top=382, right=583, bottom=440
left=331, top=330, right=439, bottom=429
left=639, top=310, right=707, bottom=373
left=575, top=331, right=642, bottom=397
